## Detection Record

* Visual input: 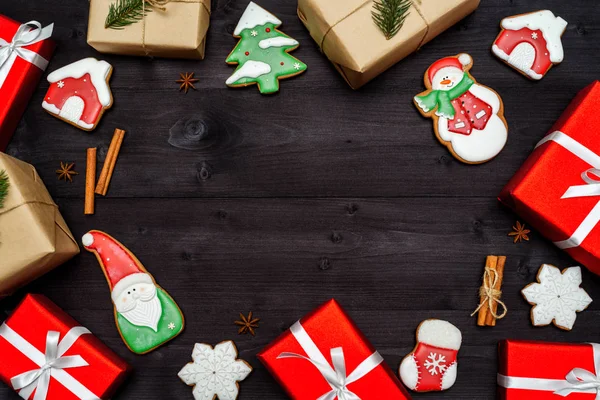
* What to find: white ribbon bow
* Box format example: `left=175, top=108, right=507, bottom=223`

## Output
left=0, top=20, right=53, bottom=88
left=535, top=131, right=600, bottom=250
left=498, top=343, right=600, bottom=399
left=0, top=323, right=100, bottom=400
left=277, top=321, right=383, bottom=400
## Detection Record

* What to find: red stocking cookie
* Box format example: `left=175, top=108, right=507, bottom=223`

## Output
left=399, top=319, right=462, bottom=392
left=42, top=58, right=113, bottom=131
left=414, top=54, right=508, bottom=164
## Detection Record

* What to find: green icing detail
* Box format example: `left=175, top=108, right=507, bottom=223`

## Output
left=226, top=23, right=307, bottom=94
left=117, top=288, right=184, bottom=354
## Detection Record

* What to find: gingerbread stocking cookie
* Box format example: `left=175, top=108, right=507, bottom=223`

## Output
left=82, top=230, right=184, bottom=354
left=399, top=319, right=462, bottom=392
left=414, top=54, right=508, bottom=164
left=43, top=58, right=113, bottom=131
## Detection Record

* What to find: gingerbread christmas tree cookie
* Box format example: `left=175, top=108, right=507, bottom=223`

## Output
left=82, top=230, right=184, bottom=354
left=42, top=58, right=113, bottom=131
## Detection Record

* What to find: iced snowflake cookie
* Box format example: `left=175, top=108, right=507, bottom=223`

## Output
left=399, top=319, right=462, bottom=392
left=82, top=230, right=184, bottom=354
left=43, top=58, right=113, bottom=131
left=178, top=341, right=252, bottom=400
left=492, top=10, right=567, bottom=80
left=521, top=264, right=592, bottom=331
left=414, top=54, right=508, bottom=164
left=225, top=2, right=307, bottom=94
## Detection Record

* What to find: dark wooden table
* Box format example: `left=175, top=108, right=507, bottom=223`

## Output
left=2, top=0, right=600, bottom=398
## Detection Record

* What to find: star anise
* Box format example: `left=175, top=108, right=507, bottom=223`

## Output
left=235, top=312, right=260, bottom=336
left=56, top=162, right=78, bottom=182
left=509, top=221, right=531, bottom=243
left=176, top=72, right=199, bottom=93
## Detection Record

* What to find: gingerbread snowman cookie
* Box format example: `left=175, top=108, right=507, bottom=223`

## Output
left=42, top=58, right=113, bottom=131
left=414, top=54, right=508, bottom=164
left=82, top=230, right=184, bottom=354
left=399, top=319, right=462, bottom=392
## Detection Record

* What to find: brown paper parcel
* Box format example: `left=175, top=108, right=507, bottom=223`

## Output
left=87, top=0, right=211, bottom=59
left=0, top=153, right=79, bottom=299
left=298, top=0, right=480, bottom=89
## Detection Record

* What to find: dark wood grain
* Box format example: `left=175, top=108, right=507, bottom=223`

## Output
left=1, top=0, right=600, bottom=399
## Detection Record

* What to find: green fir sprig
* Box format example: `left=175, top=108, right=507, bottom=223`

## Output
left=0, top=170, right=9, bottom=209
left=372, top=0, right=412, bottom=40
left=105, top=0, right=155, bottom=29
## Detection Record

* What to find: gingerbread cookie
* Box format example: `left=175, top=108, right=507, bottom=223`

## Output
left=414, top=54, right=508, bottom=164
left=492, top=10, right=567, bottom=80
left=521, top=264, right=592, bottom=331
left=42, top=58, right=113, bottom=131
left=82, top=230, right=184, bottom=354
left=399, top=319, right=462, bottom=392
left=178, top=341, right=252, bottom=400
left=225, top=2, right=307, bottom=94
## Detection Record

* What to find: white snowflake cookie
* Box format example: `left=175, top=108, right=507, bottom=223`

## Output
left=522, top=264, right=592, bottom=330
left=178, top=341, right=252, bottom=400
left=399, top=319, right=462, bottom=392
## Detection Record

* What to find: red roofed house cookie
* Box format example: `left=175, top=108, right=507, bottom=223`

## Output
left=399, top=319, right=462, bottom=392
left=492, top=10, right=567, bottom=80
left=82, top=230, right=184, bottom=354
left=414, top=54, right=508, bottom=164
left=42, top=58, right=113, bottom=131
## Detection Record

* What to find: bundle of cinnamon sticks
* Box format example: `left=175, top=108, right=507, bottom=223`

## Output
left=474, top=255, right=507, bottom=327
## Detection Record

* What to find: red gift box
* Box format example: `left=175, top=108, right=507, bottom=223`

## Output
left=258, top=299, right=411, bottom=399
left=0, top=294, right=131, bottom=400
left=498, top=340, right=600, bottom=399
left=500, top=81, right=600, bottom=275
left=0, top=16, right=55, bottom=151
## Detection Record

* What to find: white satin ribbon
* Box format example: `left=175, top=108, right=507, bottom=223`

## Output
left=535, top=131, right=600, bottom=249
left=0, top=21, right=53, bottom=88
left=0, top=323, right=100, bottom=400
left=277, top=321, right=383, bottom=400
left=498, top=343, right=600, bottom=399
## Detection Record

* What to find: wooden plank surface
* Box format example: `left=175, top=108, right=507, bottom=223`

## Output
left=2, top=0, right=600, bottom=399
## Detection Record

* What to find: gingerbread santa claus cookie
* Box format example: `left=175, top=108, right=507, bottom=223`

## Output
left=82, top=230, right=184, bottom=354
left=399, top=319, right=462, bottom=392
left=42, top=58, right=113, bottom=131
left=414, top=54, right=508, bottom=164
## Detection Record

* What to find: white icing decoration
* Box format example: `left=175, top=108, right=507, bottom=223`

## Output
left=458, top=53, right=471, bottom=66
left=522, top=265, right=592, bottom=330
left=293, top=63, right=301, bottom=70
left=226, top=60, right=271, bottom=85
left=441, top=362, right=458, bottom=390
left=178, top=341, right=251, bottom=400
left=399, top=355, right=419, bottom=390
left=47, top=58, right=112, bottom=106
left=476, top=110, right=486, bottom=119
left=417, top=320, right=462, bottom=350
left=501, top=10, right=567, bottom=62
left=492, top=44, right=543, bottom=80
left=424, top=352, right=447, bottom=376
left=258, top=37, right=299, bottom=49
left=42, top=100, right=95, bottom=129
left=59, top=96, right=85, bottom=125
left=454, top=122, right=466, bottom=129
left=233, top=1, right=281, bottom=36
left=57, top=80, right=65, bottom=88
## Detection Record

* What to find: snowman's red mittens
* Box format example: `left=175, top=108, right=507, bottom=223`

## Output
left=399, top=319, right=462, bottom=392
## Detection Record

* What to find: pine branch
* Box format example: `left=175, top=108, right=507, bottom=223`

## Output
left=372, top=0, right=412, bottom=40
left=105, top=0, right=154, bottom=29
left=0, top=170, right=9, bottom=209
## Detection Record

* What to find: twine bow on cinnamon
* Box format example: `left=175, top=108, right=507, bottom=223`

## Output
left=471, top=256, right=507, bottom=326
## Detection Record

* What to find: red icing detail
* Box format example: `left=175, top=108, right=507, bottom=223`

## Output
left=448, top=91, right=492, bottom=135
left=494, top=27, right=553, bottom=76
left=266, top=28, right=271, bottom=32
left=44, top=73, right=103, bottom=126
left=280, top=62, right=284, bottom=65
left=245, top=51, right=250, bottom=56
left=413, top=343, right=458, bottom=392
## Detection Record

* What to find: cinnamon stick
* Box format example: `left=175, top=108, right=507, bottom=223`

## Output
left=85, top=148, right=97, bottom=215
left=477, top=256, right=497, bottom=326
left=95, top=128, right=125, bottom=196
left=486, top=256, right=506, bottom=326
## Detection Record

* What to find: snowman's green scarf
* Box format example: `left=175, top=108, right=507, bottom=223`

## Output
left=416, top=75, right=474, bottom=119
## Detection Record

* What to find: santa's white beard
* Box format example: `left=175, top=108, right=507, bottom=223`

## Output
left=119, top=294, right=162, bottom=332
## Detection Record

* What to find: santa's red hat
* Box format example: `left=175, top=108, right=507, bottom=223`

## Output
left=82, top=230, right=153, bottom=302
left=427, top=54, right=472, bottom=84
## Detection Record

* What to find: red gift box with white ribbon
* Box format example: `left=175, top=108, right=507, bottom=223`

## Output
left=500, top=81, right=600, bottom=275
left=258, top=299, right=411, bottom=399
left=0, top=15, right=55, bottom=151
left=498, top=340, right=600, bottom=399
left=0, top=294, right=131, bottom=400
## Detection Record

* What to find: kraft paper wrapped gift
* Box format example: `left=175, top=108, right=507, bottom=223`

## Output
left=0, top=153, right=79, bottom=298
left=87, top=0, right=210, bottom=59
left=298, top=0, right=480, bottom=89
